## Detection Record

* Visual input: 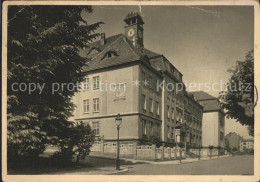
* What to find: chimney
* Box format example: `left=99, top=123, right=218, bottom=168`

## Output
left=100, top=33, right=106, bottom=45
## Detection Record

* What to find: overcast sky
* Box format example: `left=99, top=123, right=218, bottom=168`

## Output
left=82, top=5, right=254, bottom=139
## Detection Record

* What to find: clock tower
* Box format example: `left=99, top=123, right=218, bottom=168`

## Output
left=124, top=12, right=144, bottom=48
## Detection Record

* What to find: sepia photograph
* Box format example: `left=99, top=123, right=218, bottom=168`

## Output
left=2, top=1, right=260, bottom=181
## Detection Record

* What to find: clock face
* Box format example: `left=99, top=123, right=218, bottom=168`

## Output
left=128, top=29, right=135, bottom=37
left=138, top=30, right=142, bottom=38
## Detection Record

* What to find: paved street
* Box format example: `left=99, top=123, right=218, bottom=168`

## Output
left=118, top=155, right=254, bottom=175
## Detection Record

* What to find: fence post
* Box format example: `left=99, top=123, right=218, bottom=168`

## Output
left=152, top=145, right=156, bottom=160
left=133, top=143, right=137, bottom=159
left=175, top=146, right=177, bottom=159
left=161, top=145, right=164, bottom=160
left=100, top=140, right=104, bottom=156
left=168, top=147, right=171, bottom=159
left=179, top=148, right=182, bottom=163
left=175, top=147, right=177, bottom=159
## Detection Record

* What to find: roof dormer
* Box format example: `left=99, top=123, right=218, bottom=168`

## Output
left=101, top=50, right=118, bottom=60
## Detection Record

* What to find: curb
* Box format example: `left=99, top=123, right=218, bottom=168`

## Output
left=150, top=155, right=232, bottom=165
left=88, top=155, right=231, bottom=166
left=107, top=167, right=129, bottom=175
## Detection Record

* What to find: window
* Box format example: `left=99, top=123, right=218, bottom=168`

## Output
left=83, top=77, right=89, bottom=91
left=149, top=98, right=153, bottom=113
left=167, top=126, right=170, bottom=139
left=149, top=76, right=153, bottom=89
left=171, top=107, right=174, bottom=120
left=107, top=52, right=113, bottom=58
left=93, top=76, right=100, bottom=90
left=142, top=120, right=147, bottom=135
left=171, top=127, right=174, bottom=140
left=158, top=124, right=161, bottom=136
left=174, top=70, right=180, bottom=80
left=167, top=105, right=170, bottom=118
left=151, top=122, right=154, bottom=136
left=102, top=51, right=118, bottom=59
left=156, top=101, right=159, bottom=115
left=83, top=99, right=89, bottom=113
left=157, top=123, right=160, bottom=136
left=92, top=121, right=100, bottom=136
left=142, top=71, right=146, bottom=84
left=93, top=98, right=100, bottom=112
left=142, top=94, right=146, bottom=110
left=156, top=80, right=160, bottom=92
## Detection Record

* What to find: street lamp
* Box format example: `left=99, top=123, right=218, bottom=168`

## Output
left=115, top=113, right=122, bottom=170
left=198, top=145, right=202, bottom=160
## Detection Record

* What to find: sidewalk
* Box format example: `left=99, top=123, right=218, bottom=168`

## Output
left=88, top=154, right=231, bottom=165
left=49, top=155, right=231, bottom=175
left=149, top=155, right=231, bottom=165
left=50, top=166, right=129, bottom=175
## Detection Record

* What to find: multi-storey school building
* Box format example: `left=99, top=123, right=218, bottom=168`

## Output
left=71, top=12, right=203, bottom=147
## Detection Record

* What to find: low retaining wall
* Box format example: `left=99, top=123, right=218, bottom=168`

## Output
left=90, top=141, right=186, bottom=161
left=189, top=148, right=220, bottom=158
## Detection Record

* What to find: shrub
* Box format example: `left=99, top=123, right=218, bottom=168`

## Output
left=178, top=142, right=185, bottom=148
left=52, top=121, right=95, bottom=165
left=208, top=145, right=214, bottom=150
left=150, top=136, right=162, bottom=148
left=7, top=115, right=47, bottom=162
left=232, top=147, right=238, bottom=152
left=164, top=142, right=176, bottom=148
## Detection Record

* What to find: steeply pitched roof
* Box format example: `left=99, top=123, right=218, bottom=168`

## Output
left=142, top=48, right=161, bottom=58
left=185, top=92, right=204, bottom=108
left=190, top=91, right=216, bottom=101
left=80, top=34, right=146, bottom=72
left=197, top=99, right=220, bottom=112
left=79, top=34, right=165, bottom=73
left=190, top=91, right=221, bottom=112
left=79, top=33, right=182, bottom=81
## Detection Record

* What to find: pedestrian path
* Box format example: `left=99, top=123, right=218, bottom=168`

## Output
left=149, top=155, right=231, bottom=164
left=48, top=155, right=231, bottom=175
left=50, top=166, right=129, bottom=175
left=88, top=154, right=231, bottom=165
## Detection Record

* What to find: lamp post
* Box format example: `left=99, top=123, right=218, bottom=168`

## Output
left=115, top=113, right=122, bottom=170
left=198, top=145, right=201, bottom=160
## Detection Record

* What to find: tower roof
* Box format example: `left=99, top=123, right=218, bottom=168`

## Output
left=124, top=11, right=144, bottom=24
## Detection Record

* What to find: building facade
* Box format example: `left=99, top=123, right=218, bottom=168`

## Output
left=184, top=93, right=203, bottom=147
left=240, top=139, right=254, bottom=152
left=191, top=91, right=225, bottom=148
left=71, top=12, right=203, bottom=147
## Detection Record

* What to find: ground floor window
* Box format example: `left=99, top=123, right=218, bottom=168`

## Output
left=92, top=121, right=100, bottom=136
left=142, top=119, right=147, bottom=135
